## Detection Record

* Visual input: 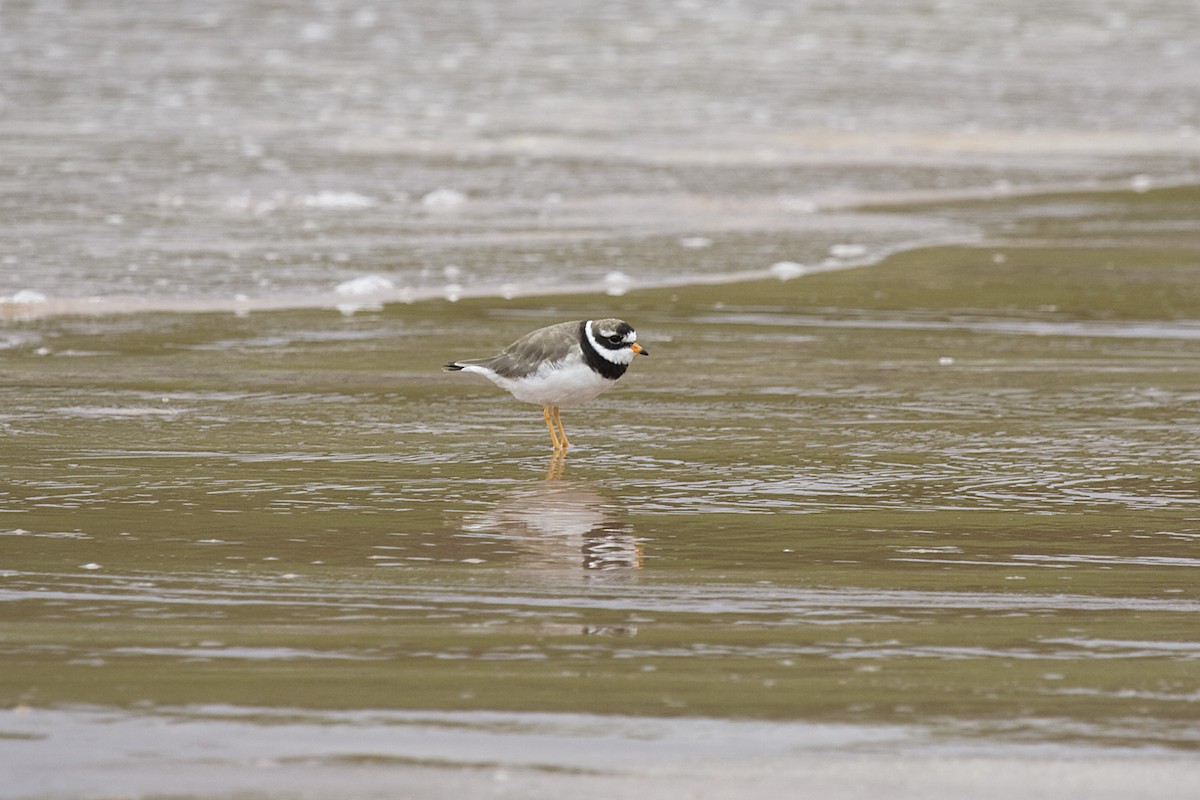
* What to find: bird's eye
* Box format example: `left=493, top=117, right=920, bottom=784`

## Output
left=608, top=335, right=623, bottom=344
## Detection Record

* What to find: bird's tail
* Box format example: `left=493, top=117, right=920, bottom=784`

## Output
left=443, top=362, right=465, bottom=372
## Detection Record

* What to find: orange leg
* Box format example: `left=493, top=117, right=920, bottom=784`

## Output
left=551, top=405, right=569, bottom=450
left=543, top=405, right=563, bottom=451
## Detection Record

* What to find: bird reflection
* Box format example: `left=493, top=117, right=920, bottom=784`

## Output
left=459, top=470, right=643, bottom=636
left=545, top=451, right=566, bottom=481
left=461, top=477, right=642, bottom=575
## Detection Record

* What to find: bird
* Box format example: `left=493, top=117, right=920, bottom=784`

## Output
left=444, top=318, right=648, bottom=452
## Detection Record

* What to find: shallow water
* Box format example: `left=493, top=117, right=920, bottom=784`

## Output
left=5, top=2, right=1200, bottom=797
left=5, top=185, right=1200, bottom=796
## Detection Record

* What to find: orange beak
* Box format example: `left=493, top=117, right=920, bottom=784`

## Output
left=631, top=343, right=648, bottom=356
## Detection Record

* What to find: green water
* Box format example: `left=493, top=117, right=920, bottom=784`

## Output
left=3, top=187, right=1200, bottom=791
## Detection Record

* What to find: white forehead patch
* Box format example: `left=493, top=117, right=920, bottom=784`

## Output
left=595, top=325, right=636, bottom=343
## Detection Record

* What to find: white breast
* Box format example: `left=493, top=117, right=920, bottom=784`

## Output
left=470, top=358, right=616, bottom=407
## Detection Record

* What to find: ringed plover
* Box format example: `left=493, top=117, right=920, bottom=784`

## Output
left=444, top=318, right=648, bottom=451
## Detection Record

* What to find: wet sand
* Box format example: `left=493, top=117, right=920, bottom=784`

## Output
left=4, top=184, right=1200, bottom=798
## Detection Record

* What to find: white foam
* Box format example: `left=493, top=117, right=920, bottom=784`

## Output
left=604, top=271, right=633, bottom=297
left=829, top=243, right=868, bottom=259
left=780, top=196, right=818, bottom=213
left=769, top=261, right=806, bottom=280
left=335, top=275, right=395, bottom=296
left=2, top=289, right=49, bottom=305
left=334, top=275, right=395, bottom=315
left=297, top=191, right=377, bottom=209
left=420, top=188, right=468, bottom=209
left=0, top=289, right=50, bottom=320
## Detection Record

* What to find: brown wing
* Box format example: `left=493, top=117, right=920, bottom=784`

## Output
left=453, top=320, right=584, bottom=379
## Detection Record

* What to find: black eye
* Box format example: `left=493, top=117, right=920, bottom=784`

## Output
left=608, top=335, right=623, bottom=344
